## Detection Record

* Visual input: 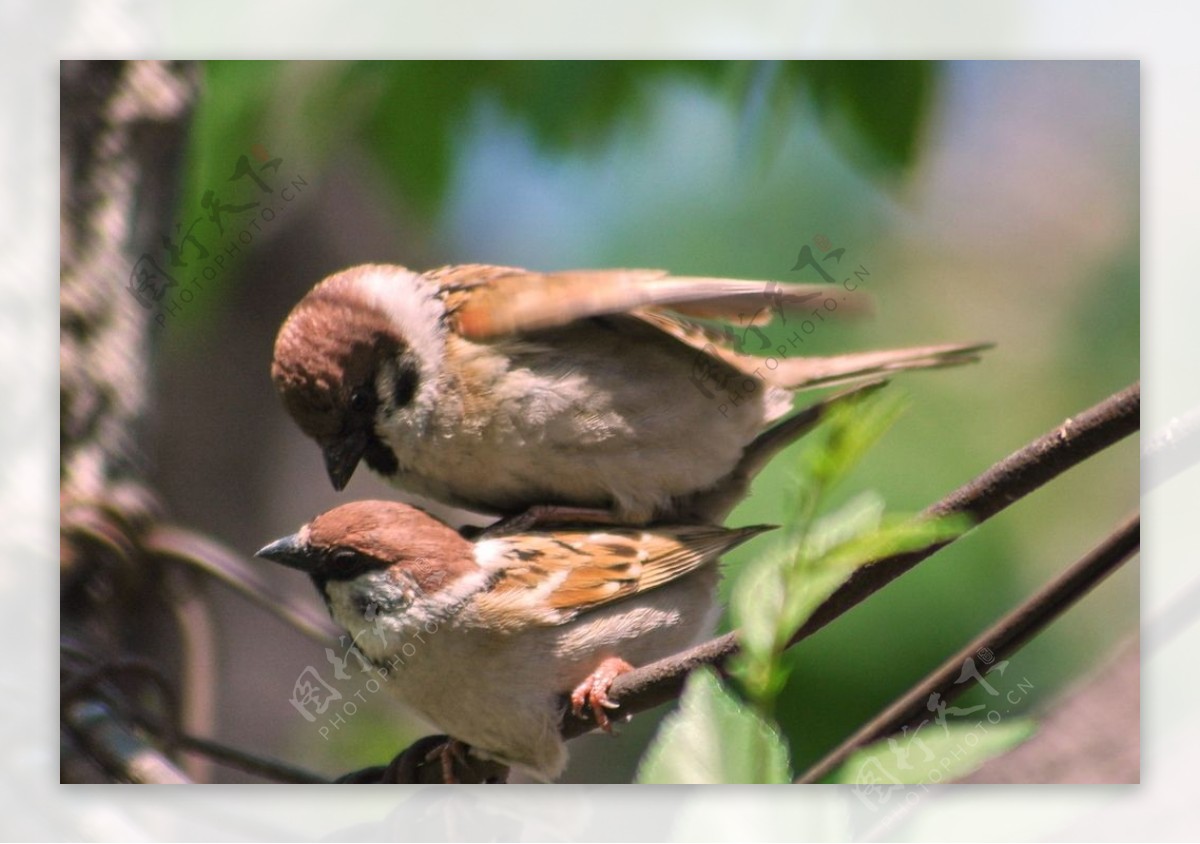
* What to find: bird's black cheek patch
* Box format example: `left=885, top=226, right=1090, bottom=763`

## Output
left=363, top=434, right=399, bottom=475
left=392, top=363, right=419, bottom=409
left=355, top=591, right=404, bottom=620
left=350, top=580, right=414, bottom=625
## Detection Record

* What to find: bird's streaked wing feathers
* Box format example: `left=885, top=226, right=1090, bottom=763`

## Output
left=471, top=524, right=773, bottom=628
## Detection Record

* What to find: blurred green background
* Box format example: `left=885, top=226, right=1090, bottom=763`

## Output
left=149, top=60, right=1138, bottom=782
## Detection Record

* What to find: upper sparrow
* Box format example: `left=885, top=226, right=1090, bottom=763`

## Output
left=271, top=264, right=987, bottom=522
left=256, top=499, right=772, bottom=779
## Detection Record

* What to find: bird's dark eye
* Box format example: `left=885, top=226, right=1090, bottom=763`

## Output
left=328, top=548, right=374, bottom=580
left=392, top=364, right=419, bottom=408
left=349, top=387, right=371, bottom=413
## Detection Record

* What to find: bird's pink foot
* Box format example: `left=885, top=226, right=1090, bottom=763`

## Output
left=570, top=657, right=634, bottom=732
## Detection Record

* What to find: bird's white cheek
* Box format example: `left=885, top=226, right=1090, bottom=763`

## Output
left=322, top=570, right=490, bottom=665
left=324, top=574, right=422, bottom=663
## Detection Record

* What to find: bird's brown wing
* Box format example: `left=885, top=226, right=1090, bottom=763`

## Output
left=434, top=264, right=988, bottom=391
left=432, top=264, right=868, bottom=341
left=470, top=524, right=773, bottom=629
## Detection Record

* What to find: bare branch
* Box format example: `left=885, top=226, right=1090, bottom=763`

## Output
left=147, top=524, right=340, bottom=643
left=173, top=733, right=329, bottom=784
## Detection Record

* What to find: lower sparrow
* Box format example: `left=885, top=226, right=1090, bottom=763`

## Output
left=257, top=500, right=772, bottom=779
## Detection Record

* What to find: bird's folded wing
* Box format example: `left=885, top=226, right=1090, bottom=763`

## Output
left=470, top=525, right=773, bottom=628
left=436, top=264, right=869, bottom=340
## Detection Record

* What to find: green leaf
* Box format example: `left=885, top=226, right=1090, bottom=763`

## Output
left=729, top=550, right=793, bottom=703
left=727, top=557, right=860, bottom=707
left=832, top=719, right=1037, bottom=785
left=801, top=491, right=885, bottom=562
left=788, top=61, right=938, bottom=175
left=636, top=669, right=791, bottom=784
left=338, top=60, right=726, bottom=216
left=797, top=390, right=909, bottom=499
left=819, top=512, right=972, bottom=572
left=731, top=549, right=790, bottom=666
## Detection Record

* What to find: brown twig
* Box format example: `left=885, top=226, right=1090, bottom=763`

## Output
left=160, top=566, right=218, bottom=782
left=795, top=512, right=1139, bottom=783
left=146, top=524, right=340, bottom=644
left=562, top=380, right=1140, bottom=737
left=956, top=636, right=1139, bottom=784
left=173, top=733, right=329, bottom=784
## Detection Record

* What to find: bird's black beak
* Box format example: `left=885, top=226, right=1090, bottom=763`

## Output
left=323, top=431, right=367, bottom=491
left=256, top=533, right=320, bottom=573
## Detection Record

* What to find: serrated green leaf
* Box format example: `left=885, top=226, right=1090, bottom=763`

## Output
left=821, top=513, right=972, bottom=572
left=833, top=719, right=1037, bottom=785
left=778, top=564, right=858, bottom=641
left=731, top=550, right=789, bottom=664
left=729, top=548, right=796, bottom=704
left=636, top=669, right=791, bottom=784
left=802, top=491, right=885, bottom=562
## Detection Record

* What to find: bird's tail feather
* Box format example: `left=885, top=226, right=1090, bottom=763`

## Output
left=765, top=342, right=993, bottom=392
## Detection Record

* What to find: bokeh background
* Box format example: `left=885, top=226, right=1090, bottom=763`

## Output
left=147, top=60, right=1138, bottom=782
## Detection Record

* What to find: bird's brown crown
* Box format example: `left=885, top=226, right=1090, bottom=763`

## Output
left=306, top=500, right=475, bottom=592
left=270, top=272, right=402, bottom=442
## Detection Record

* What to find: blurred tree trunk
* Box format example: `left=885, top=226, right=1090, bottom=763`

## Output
left=60, top=60, right=199, bottom=782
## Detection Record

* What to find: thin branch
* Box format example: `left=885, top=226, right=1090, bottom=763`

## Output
left=562, top=381, right=1140, bottom=737
left=167, top=567, right=220, bottom=782
left=796, top=512, right=1139, bottom=783
left=146, top=524, right=340, bottom=644
left=61, top=642, right=327, bottom=784
left=60, top=656, right=180, bottom=731
left=173, top=733, right=329, bottom=784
